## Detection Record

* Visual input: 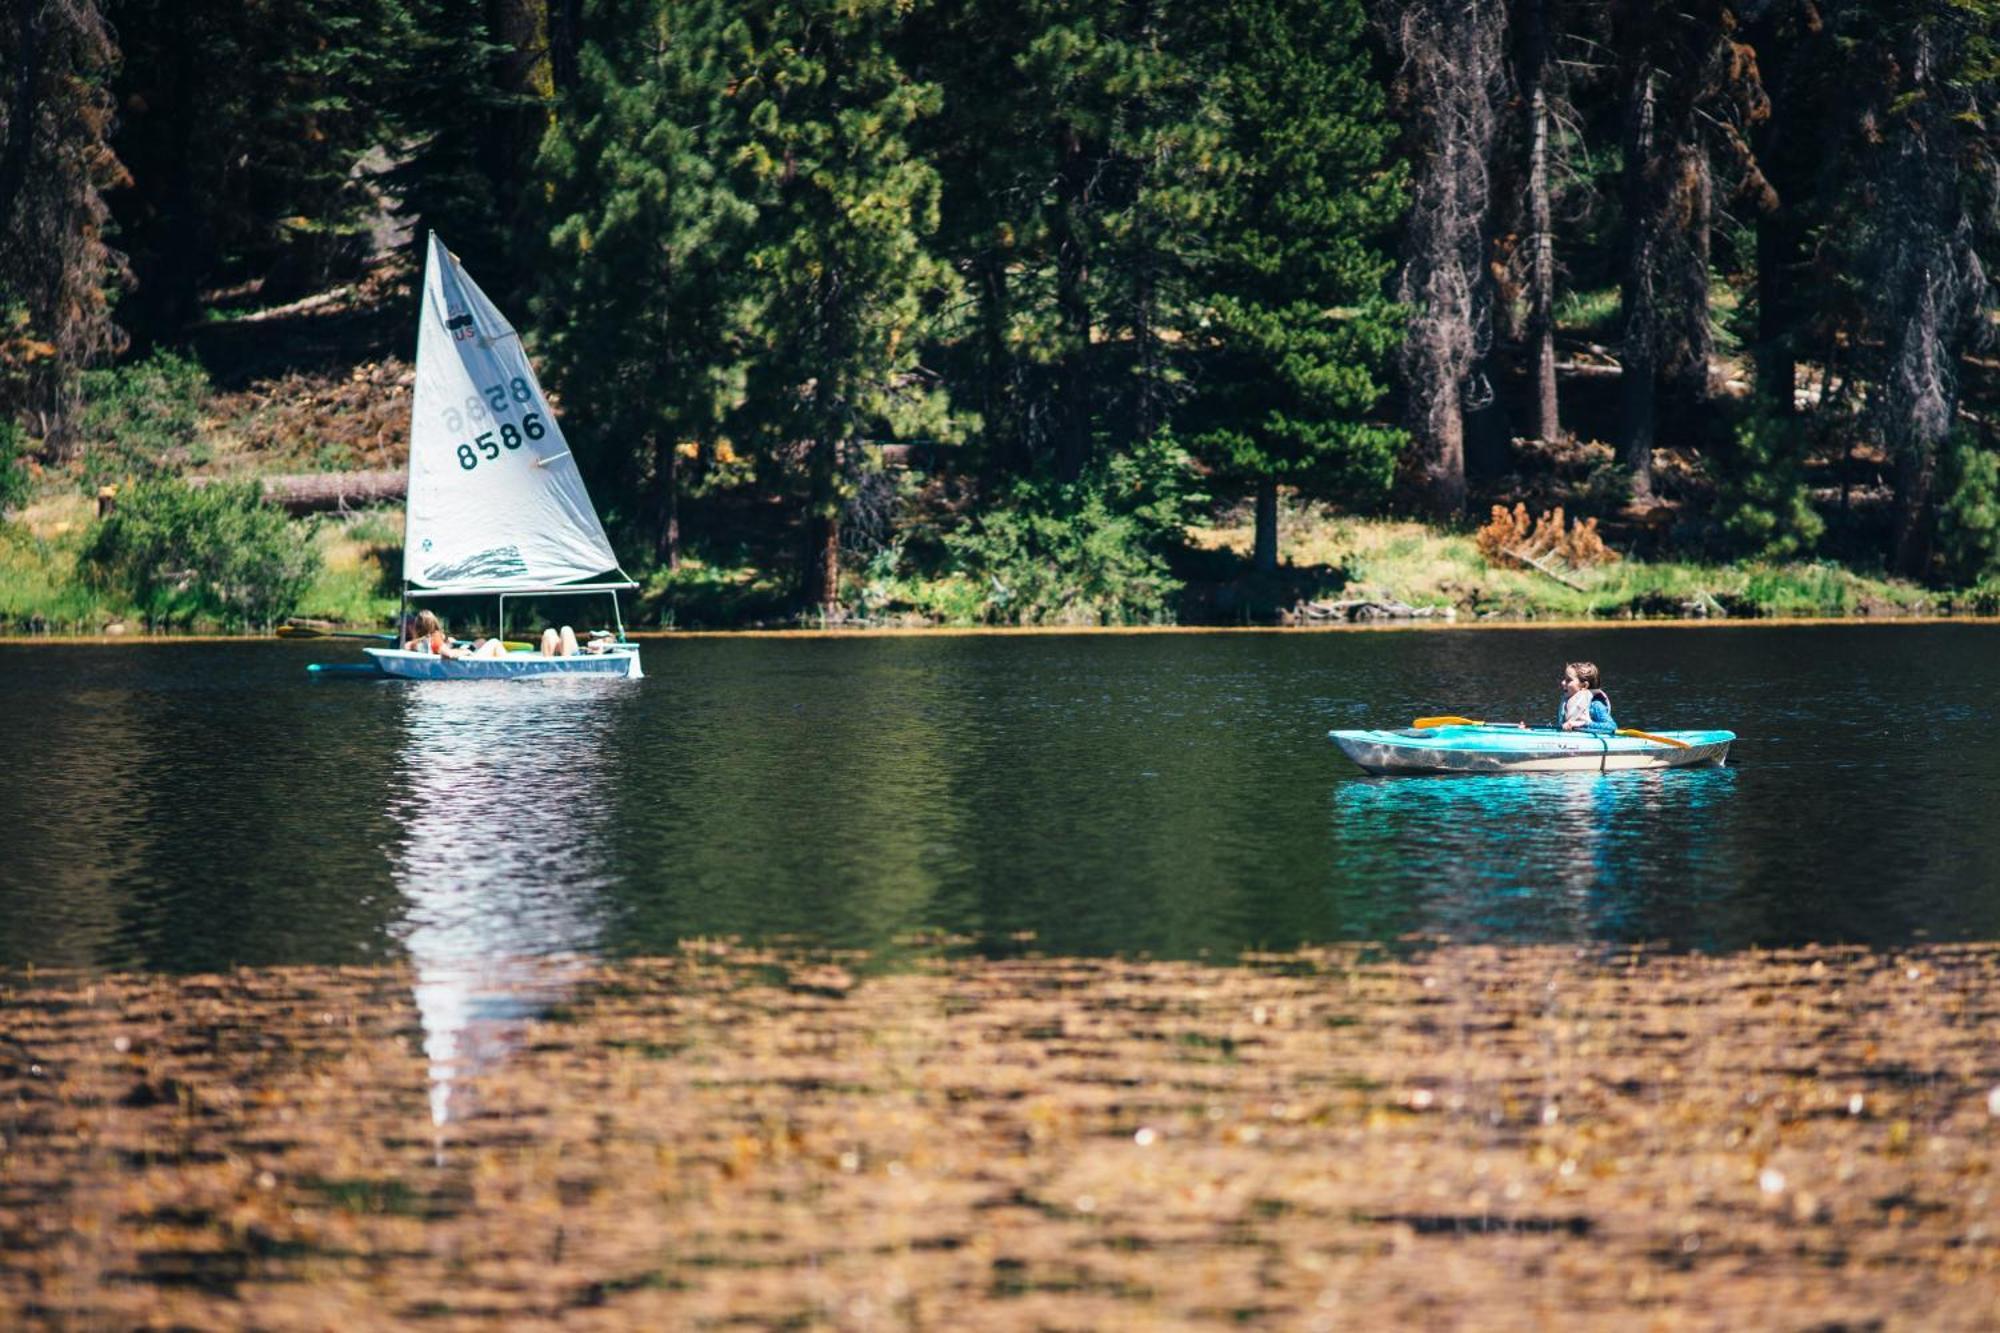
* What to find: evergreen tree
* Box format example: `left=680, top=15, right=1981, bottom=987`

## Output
left=0, top=0, right=127, bottom=448
left=1607, top=0, right=1768, bottom=503
left=535, top=0, right=756, bottom=569
left=107, top=0, right=412, bottom=338
left=1831, top=0, right=1999, bottom=575
left=909, top=0, right=1225, bottom=484
left=724, top=0, right=961, bottom=608
left=1180, top=0, right=1404, bottom=571
left=384, top=0, right=546, bottom=299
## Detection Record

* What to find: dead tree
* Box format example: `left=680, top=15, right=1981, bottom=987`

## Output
left=1519, top=0, right=1561, bottom=443
left=1380, top=0, right=1508, bottom=516
left=1864, top=19, right=1992, bottom=577
left=1610, top=0, right=1769, bottom=502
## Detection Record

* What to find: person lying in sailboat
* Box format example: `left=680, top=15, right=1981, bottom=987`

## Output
left=403, top=609, right=507, bottom=659
left=538, top=625, right=617, bottom=657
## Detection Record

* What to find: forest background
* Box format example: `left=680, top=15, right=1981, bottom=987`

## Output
left=2, top=0, right=1998, bottom=632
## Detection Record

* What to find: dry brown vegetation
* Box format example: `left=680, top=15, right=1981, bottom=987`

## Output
left=1476, top=503, right=1618, bottom=571
left=3, top=943, right=1997, bottom=1330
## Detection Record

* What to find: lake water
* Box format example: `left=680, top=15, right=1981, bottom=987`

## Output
left=4, top=625, right=1998, bottom=973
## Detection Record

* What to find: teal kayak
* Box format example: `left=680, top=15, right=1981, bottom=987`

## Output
left=1329, top=724, right=1734, bottom=775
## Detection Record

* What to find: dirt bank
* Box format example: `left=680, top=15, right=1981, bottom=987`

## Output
left=3, top=943, right=1995, bottom=1329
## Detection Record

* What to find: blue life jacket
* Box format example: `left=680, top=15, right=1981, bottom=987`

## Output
left=1557, top=689, right=1619, bottom=734
left=1586, top=690, right=1617, bottom=734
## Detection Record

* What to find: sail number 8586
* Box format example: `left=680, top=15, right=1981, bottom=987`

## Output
left=446, top=377, right=546, bottom=471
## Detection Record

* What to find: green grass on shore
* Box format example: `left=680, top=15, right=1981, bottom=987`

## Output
left=1192, top=504, right=1945, bottom=622
left=1, top=489, right=1990, bottom=634
left=0, top=495, right=399, bottom=633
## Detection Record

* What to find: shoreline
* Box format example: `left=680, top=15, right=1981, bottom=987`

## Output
left=4, top=942, right=1994, bottom=1328
left=4, top=613, right=2000, bottom=647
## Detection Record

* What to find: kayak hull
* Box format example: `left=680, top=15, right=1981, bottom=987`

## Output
left=1329, top=725, right=1733, bottom=775
left=362, top=646, right=643, bottom=681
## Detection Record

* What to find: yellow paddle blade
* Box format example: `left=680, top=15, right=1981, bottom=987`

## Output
left=1412, top=715, right=1483, bottom=728
left=1617, top=727, right=1689, bottom=748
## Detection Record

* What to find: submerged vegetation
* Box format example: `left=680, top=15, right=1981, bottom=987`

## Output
left=3, top=942, right=1996, bottom=1326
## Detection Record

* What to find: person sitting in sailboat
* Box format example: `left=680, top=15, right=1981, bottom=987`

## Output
left=403, top=609, right=507, bottom=659
left=538, top=625, right=616, bottom=657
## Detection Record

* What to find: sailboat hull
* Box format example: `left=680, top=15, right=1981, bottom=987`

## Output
left=364, top=646, right=642, bottom=680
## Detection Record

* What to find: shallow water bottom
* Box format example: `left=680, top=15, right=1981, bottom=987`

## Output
left=4, top=943, right=1996, bottom=1329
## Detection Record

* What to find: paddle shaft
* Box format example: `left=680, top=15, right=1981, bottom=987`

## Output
left=1411, top=715, right=1690, bottom=749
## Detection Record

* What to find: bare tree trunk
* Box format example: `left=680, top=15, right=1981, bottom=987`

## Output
left=1522, top=0, right=1559, bottom=443
left=1052, top=125, right=1094, bottom=482
left=548, top=0, right=584, bottom=93
left=650, top=435, right=681, bottom=572
left=1430, top=381, right=1468, bottom=513
left=1873, top=25, right=1984, bottom=580
left=1892, top=435, right=1937, bottom=577
left=1755, top=207, right=1795, bottom=414
left=804, top=435, right=841, bottom=609
left=1618, top=67, right=1659, bottom=502
left=1253, top=477, right=1279, bottom=574
left=0, top=0, right=124, bottom=449
left=0, top=0, right=43, bottom=233
left=1664, top=146, right=1714, bottom=405
left=1381, top=0, right=1506, bottom=518
left=976, top=254, right=1016, bottom=476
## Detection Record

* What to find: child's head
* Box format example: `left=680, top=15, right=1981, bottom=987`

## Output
left=412, top=609, right=443, bottom=637
left=1563, top=660, right=1601, bottom=693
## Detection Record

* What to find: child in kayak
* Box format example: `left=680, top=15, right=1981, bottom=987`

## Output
left=1559, top=661, right=1617, bottom=734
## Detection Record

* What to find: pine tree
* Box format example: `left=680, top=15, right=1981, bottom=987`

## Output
left=0, top=0, right=127, bottom=448
left=910, top=0, right=1224, bottom=484
left=1180, top=0, right=1404, bottom=572
left=1607, top=0, right=1768, bottom=503
left=1831, top=0, right=1999, bottom=576
left=534, top=0, right=757, bottom=570
left=384, top=0, right=544, bottom=298
left=724, top=0, right=961, bottom=608
left=107, top=0, right=412, bottom=337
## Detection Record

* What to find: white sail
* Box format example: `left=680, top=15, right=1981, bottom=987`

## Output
left=403, top=234, right=621, bottom=591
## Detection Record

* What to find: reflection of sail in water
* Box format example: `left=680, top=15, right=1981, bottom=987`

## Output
left=388, top=680, right=622, bottom=1129
left=1329, top=769, right=1735, bottom=944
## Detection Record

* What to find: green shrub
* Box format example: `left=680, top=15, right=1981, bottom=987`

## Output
left=1715, top=397, right=1823, bottom=559
left=1936, top=433, right=2000, bottom=586
left=82, top=479, right=320, bottom=628
left=75, top=349, right=213, bottom=486
left=944, top=433, right=1205, bottom=624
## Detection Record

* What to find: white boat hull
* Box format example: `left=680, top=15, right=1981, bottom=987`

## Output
left=364, top=645, right=642, bottom=680
left=1329, top=726, right=1733, bottom=776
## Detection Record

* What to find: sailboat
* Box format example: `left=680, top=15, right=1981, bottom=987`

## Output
left=345, top=233, right=642, bottom=680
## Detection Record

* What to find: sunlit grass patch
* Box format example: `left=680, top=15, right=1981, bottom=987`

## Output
left=293, top=510, right=399, bottom=626
left=1195, top=500, right=1936, bottom=621
left=1554, top=286, right=1621, bottom=338
left=0, top=521, right=119, bottom=629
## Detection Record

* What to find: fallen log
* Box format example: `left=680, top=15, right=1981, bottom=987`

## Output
left=188, top=470, right=405, bottom=515
left=1284, top=597, right=1456, bottom=625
